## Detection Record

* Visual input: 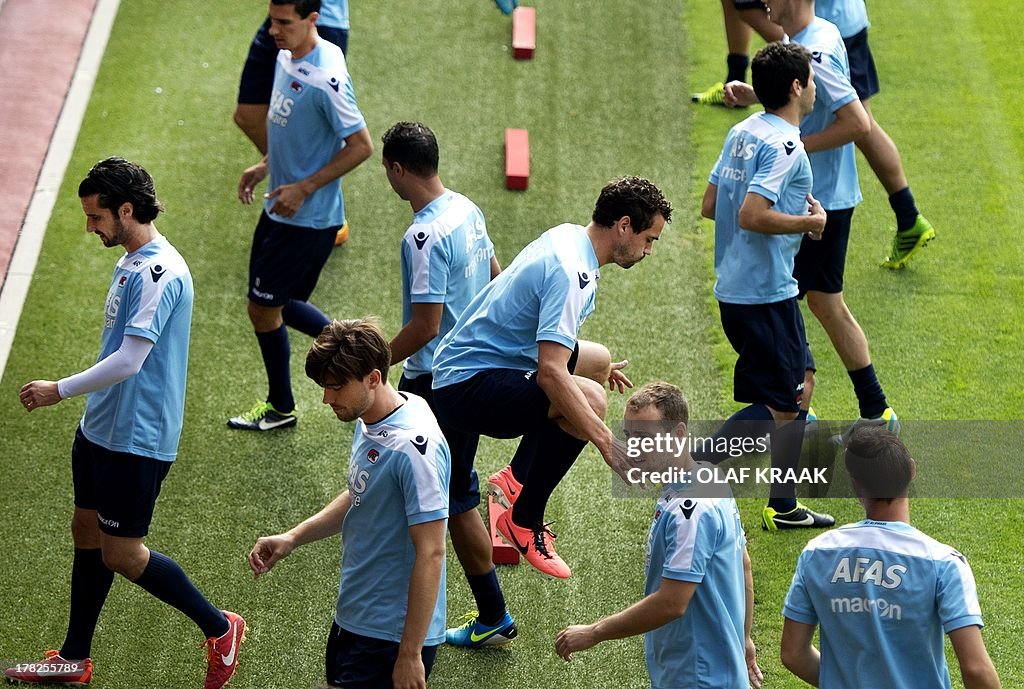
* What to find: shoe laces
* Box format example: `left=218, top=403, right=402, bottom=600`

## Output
left=532, top=523, right=558, bottom=559
left=455, top=611, right=481, bottom=630
left=240, top=401, right=273, bottom=422
left=697, top=83, right=726, bottom=104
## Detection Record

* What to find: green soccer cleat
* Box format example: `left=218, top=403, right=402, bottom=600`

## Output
left=831, top=407, right=900, bottom=448
left=881, top=215, right=936, bottom=269
left=227, top=401, right=297, bottom=431
left=691, top=82, right=727, bottom=106
left=762, top=502, right=835, bottom=531
left=446, top=610, right=518, bottom=648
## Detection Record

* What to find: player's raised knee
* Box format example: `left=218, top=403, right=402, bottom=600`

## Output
left=574, top=340, right=612, bottom=384
left=577, top=376, right=608, bottom=419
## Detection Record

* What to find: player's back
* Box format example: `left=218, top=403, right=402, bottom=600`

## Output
left=784, top=520, right=983, bottom=689
left=710, top=112, right=811, bottom=305
left=431, top=223, right=598, bottom=387
left=401, top=190, right=494, bottom=379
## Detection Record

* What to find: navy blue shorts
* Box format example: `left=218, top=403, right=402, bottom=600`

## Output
left=794, top=207, right=854, bottom=296
left=399, top=373, right=481, bottom=515
left=719, top=299, right=808, bottom=413
left=731, top=0, right=765, bottom=10
left=843, top=28, right=880, bottom=101
left=71, top=427, right=172, bottom=538
left=325, top=623, right=437, bottom=689
left=237, top=18, right=349, bottom=104
left=249, top=211, right=338, bottom=307
left=432, top=344, right=580, bottom=439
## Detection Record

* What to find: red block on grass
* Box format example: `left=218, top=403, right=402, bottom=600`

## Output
left=504, top=128, right=530, bottom=191
left=512, top=6, right=535, bottom=59
left=488, top=496, right=521, bottom=565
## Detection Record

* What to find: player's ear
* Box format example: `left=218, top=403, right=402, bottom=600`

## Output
left=671, top=421, right=687, bottom=439
left=615, top=215, right=631, bottom=234
left=908, top=458, right=917, bottom=481
left=118, top=202, right=134, bottom=220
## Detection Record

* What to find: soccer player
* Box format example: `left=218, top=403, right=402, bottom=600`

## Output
left=249, top=319, right=450, bottom=689
left=7, top=157, right=244, bottom=689
left=233, top=0, right=353, bottom=247
left=712, top=0, right=935, bottom=267
left=431, top=176, right=670, bottom=578
left=381, top=121, right=516, bottom=647
left=700, top=41, right=833, bottom=530
left=781, top=426, right=1002, bottom=689
left=230, top=0, right=373, bottom=431
left=555, top=382, right=763, bottom=689
left=725, top=0, right=900, bottom=445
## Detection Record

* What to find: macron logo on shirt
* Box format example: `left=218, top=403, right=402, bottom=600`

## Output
left=578, top=271, right=591, bottom=289
left=149, top=265, right=165, bottom=282
left=413, top=232, right=430, bottom=250
left=784, top=141, right=797, bottom=156
left=811, top=50, right=823, bottom=63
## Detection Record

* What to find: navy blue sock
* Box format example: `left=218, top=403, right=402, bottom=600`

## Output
left=767, top=410, right=808, bottom=513
left=255, top=325, right=294, bottom=413
left=507, top=431, right=542, bottom=483
left=466, top=568, right=507, bottom=626
left=693, top=403, right=774, bottom=464
left=133, top=551, right=227, bottom=639
left=60, top=548, right=115, bottom=660
left=282, top=300, right=330, bottom=338
left=848, top=364, right=887, bottom=419
left=888, top=187, right=919, bottom=232
left=726, top=53, right=749, bottom=83
left=512, top=423, right=587, bottom=529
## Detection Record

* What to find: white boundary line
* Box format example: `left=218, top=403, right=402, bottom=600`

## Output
left=0, top=0, right=121, bottom=378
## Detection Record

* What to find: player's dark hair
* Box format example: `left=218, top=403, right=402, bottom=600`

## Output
left=627, top=382, right=689, bottom=425
left=306, top=318, right=391, bottom=387
left=844, top=426, right=914, bottom=501
left=78, top=156, right=164, bottom=224
left=752, top=41, right=812, bottom=111
left=592, top=176, right=673, bottom=232
left=271, top=0, right=320, bottom=19
left=382, top=122, right=439, bottom=177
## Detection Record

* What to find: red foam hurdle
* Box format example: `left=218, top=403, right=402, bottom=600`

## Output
left=488, top=496, right=521, bottom=565
left=504, top=128, right=530, bottom=191
left=512, top=6, right=536, bottom=60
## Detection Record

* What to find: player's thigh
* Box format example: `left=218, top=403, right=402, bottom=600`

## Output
left=572, top=340, right=609, bottom=382
left=400, top=374, right=481, bottom=514
left=249, top=213, right=337, bottom=306
left=237, top=18, right=277, bottom=105
left=794, top=208, right=854, bottom=297
left=325, top=624, right=438, bottom=689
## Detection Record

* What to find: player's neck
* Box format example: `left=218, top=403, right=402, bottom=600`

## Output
left=766, top=103, right=801, bottom=127
left=361, top=383, right=404, bottom=425
left=784, top=12, right=813, bottom=39
left=862, top=498, right=910, bottom=524
left=123, top=223, right=158, bottom=253
left=585, top=222, right=614, bottom=266
left=291, top=31, right=319, bottom=60
left=408, top=178, right=446, bottom=213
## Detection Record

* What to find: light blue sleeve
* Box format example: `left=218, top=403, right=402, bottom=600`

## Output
left=709, top=148, right=725, bottom=186
left=782, top=550, right=819, bottom=625
left=749, top=144, right=784, bottom=204
left=662, top=507, right=720, bottom=583
left=814, top=49, right=858, bottom=113
left=935, top=552, right=984, bottom=633
left=535, top=263, right=579, bottom=350
left=319, top=72, right=365, bottom=140
left=393, top=443, right=449, bottom=526
left=125, top=274, right=186, bottom=343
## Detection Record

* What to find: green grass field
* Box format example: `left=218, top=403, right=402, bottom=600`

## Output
left=1, top=1, right=1022, bottom=687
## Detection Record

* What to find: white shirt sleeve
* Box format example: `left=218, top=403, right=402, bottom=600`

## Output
left=57, top=335, right=154, bottom=399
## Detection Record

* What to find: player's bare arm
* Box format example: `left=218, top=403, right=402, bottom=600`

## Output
left=238, top=156, right=269, bottom=204
left=743, top=547, right=764, bottom=689
left=389, top=302, right=443, bottom=366
left=249, top=490, right=352, bottom=576
left=948, top=626, right=1002, bottom=689
left=800, top=99, right=870, bottom=154
left=739, top=192, right=826, bottom=237
left=555, top=578, right=697, bottom=662
left=393, top=519, right=446, bottom=689
left=266, top=126, right=373, bottom=218
left=780, top=617, right=821, bottom=686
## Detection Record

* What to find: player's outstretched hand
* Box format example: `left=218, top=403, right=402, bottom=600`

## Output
left=20, top=380, right=61, bottom=411
left=746, top=637, right=764, bottom=689
left=248, top=533, right=295, bottom=577
left=605, top=436, right=635, bottom=484
left=805, top=194, right=827, bottom=241
left=724, top=80, right=757, bottom=108
left=238, top=161, right=268, bottom=204
left=607, top=359, right=633, bottom=394
left=555, top=624, right=598, bottom=662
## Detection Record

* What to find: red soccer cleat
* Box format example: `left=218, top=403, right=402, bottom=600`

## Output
left=495, top=511, right=571, bottom=579
left=202, top=611, right=246, bottom=689
left=4, top=650, right=92, bottom=685
left=487, top=465, right=523, bottom=510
